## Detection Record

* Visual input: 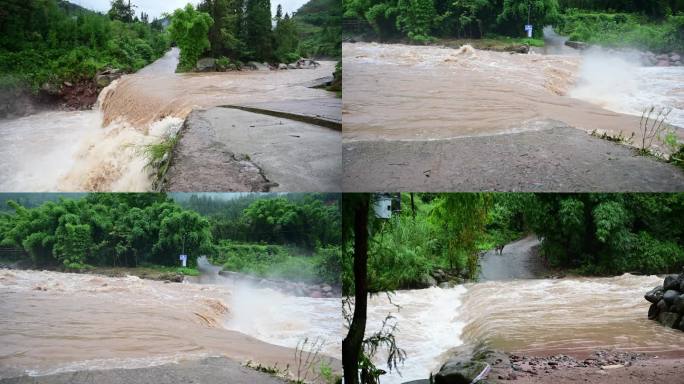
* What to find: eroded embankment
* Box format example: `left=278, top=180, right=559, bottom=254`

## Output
left=0, top=269, right=340, bottom=380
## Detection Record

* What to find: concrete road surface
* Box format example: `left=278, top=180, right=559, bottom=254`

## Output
left=0, top=357, right=286, bottom=384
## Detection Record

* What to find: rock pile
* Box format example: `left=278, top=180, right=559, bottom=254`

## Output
left=644, top=271, right=684, bottom=331
left=429, top=349, right=646, bottom=384
left=417, top=268, right=466, bottom=289
left=642, top=52, right=682, bottom=67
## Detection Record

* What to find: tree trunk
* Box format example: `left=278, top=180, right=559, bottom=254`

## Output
left=342, top=196, right=369, bottom=384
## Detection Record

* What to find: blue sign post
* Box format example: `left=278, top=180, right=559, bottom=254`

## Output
left=525, top=24, right=533, bottom=38
left=179, top=254, right=187, bottom=267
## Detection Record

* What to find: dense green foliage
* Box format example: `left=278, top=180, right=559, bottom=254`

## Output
left=211, top=242, right=340, bottom=284
left=0, top=193, right=211, bottom=269
left=168, top=4, right=214, bottom=71
left=557, top=10, right=684, bottom=52
left=343, top=0, right=684, bottom=51
left=348, top=193, right=684, bottom=293
left=0, top=0, right=169, bottom=90
left=178, top=193, right=341, bottom=248
left=0, top=193, right=341, bottom=286
left=189, top=0, right=303, bottom=64
left=294, top=0, right=342, bottom=58
left=528, top=194, right=684, bottom=274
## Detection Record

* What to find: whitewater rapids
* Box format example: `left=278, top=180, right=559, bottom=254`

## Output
left=0, top=48, right=336, bottom=192
left=0, top=269, right=340, bottom=379
left=367, top=274, right=684, bottom=384
left=343, top=42, right=684, bottom=144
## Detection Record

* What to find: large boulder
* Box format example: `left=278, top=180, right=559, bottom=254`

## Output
left=657, top=311, right=682, bottom=328
left=245, top=61, right=269, bottom=71
left=419, top=273, right=438, bottom=288
left=565, top=41, right=589, bottom=50
left=196, top=57, right=216, bottom=72
left=663, top=275, right=682, bottom=291
left=95, top=68, right=123, bottom=87
left=278, top=63, right=288, bottom=70
left=297, top=58, right=320, bottom=69
left=657, top=298, right=669, bottom=313
left=673, top=294, right=684, bottom=314
left=645, top=286, right=664, bottom=303
left=434, top=359, right=490, bottom=384
left=663, top=289, right=680, bottom=305
left=648, top=303, right=659, bottom=319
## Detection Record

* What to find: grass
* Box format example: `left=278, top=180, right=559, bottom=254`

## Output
left=140, top=133, right=181, bottom=191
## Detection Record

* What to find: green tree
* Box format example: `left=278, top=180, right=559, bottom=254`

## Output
left=108, top=0, right=136, bottom=23
left=430, top=193, right=490, bottom=278
left=197, top=0, right=245, bottom=59
left=153, top=209, right=214, bottom=266
left=273, top=13, right=301, bottom=62
left=245, top=0, right=274, bottom=60
left=168, top=4, right=214, bottom=71
left=497, top=0, right=561, bottom=36
left=396, top=0, right=437, bottom=40
left=53, top=215, right=92, bottom=270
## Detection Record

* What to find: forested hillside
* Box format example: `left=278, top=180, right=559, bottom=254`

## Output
left=343, top=0, right=684, bottom=52
left=0, top=193, right=341, bottom=286
left=294, top=0, right=342, bottom=58
left=0, top=0, right=169, bottom=90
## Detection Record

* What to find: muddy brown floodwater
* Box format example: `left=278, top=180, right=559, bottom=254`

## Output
left=0, top=269, right=340, bottom=380
left=343, top=42, right=683, bottom=143
left=367, top=275, right=684, bottom=383
left=0, top=48, right=336, bottom=192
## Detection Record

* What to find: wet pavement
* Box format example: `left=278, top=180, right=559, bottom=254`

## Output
left=0, top=357, right=285, bottom=384
left=165, top=107, right=341, bottom=192
left=343, top=121, right=684, bottom=192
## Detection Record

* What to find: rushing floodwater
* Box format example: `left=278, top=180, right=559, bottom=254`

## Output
left=367, top=274, right=684, bottom=384
left=343, top=42, right=684, bottom=143
left=0, top=48, right=336, bottom=192
left=0, top=269, right=340, bottom=379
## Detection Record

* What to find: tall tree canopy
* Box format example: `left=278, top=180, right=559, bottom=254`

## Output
left=245, top=0, right=274, bottom=60
left=168, top=4, right=214, bottom=71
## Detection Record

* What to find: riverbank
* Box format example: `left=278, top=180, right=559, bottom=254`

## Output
left=434, top=348, right=684, bottom=384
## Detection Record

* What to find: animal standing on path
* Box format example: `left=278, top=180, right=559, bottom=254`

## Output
left=495, top=244, right=505, bottom=255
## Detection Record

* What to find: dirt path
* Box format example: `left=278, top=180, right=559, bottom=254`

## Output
left=343, top=122, right=684, bottom=192
left=478, top=235, right=550, bottom=281
left=0, top=357, right=286, bottom=384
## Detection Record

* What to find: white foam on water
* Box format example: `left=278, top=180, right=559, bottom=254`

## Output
left=366, top=286, right=468, bottom=384
left=0, top=110, right=101, bottom=191
left=217, top=278, right=342, bottom=358
left=570, top=49, right=684, bottom=129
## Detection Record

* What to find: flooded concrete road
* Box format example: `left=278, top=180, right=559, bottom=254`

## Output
left=343, top=122, right=684, bottom=192
left=479, top=235, right=549, bottom=281
left=165, top=107, right=341, bottom=192
left=0, top=357, right=285, bottom=384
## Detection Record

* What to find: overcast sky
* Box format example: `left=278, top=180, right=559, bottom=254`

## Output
left=70, top=0, right=309, bottom=20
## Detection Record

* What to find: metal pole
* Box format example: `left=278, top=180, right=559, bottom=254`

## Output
left=528, top=1, right=531, bottom=26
